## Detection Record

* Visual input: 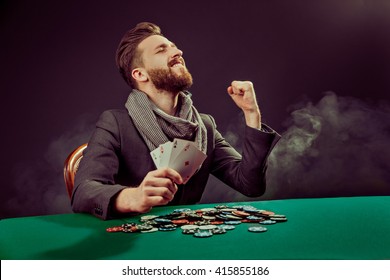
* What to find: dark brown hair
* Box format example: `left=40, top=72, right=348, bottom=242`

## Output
left=115, top=22, right=163, bottom=87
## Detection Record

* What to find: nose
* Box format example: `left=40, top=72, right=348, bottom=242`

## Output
left=172, top=46, right=183, bottom=58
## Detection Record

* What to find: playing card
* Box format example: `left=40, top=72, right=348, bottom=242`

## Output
left=150, top=147, right=161, bottom=168
left=169, top=138, right=191, bottom=165
left=168, top=142, right=207, bottom=184
left=158, top=142, right=173, bottom=168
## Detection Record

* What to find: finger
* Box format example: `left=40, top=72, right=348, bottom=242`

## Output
left=155, top=168, right=183, bottom=185
left=231, top=81, right=253, bottom=93
left=227, top=86, right=234, bottom=95
left=145, top=195, right=171, bottom=207
left=145, top=186, right=176, bottom=201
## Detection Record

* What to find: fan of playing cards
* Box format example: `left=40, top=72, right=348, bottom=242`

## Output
left=150, top=138, right=207, bottom=184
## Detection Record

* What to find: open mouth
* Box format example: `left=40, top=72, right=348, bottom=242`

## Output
left=168, top=58, right=184, bottom=68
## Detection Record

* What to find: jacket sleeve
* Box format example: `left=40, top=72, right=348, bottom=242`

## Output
left=71, top=110, right=127, bottom=220
left=208, top=115, right=281, bottom=197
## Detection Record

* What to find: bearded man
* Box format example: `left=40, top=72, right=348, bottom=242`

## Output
left=72, top=22, right=280, bottom=220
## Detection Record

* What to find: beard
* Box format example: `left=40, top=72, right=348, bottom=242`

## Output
left=147, top=66, right=193, bottom=93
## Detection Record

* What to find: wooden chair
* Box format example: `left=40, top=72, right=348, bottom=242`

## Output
left=63, top=143, right=88, bottom=198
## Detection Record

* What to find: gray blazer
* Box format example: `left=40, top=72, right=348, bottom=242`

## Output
left=72, top=109, right=280, bottom=219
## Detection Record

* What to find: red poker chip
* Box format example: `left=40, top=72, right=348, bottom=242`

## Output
left=106, top=226, right=124, bottom=232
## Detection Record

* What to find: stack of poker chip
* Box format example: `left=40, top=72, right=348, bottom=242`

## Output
left=106, top=204, right=287, bottom=238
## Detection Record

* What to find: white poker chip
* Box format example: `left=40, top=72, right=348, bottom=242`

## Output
left=140, top=228, right=158, bottom=233
left=181, top=225, right=199, bottom=230
left=140, top=215, right=158, bottom=221
left=200, top=208, right=216, bottom=212
left=198, top=225, right=218, bottom=230
left=248, top=226, right=268, bottom=233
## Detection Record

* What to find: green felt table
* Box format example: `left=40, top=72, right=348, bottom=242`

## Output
left=1, top=196, right=389, bottom=260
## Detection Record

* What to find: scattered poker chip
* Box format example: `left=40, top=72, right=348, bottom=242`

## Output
left=158, top=224, right=177, bottom=231
left=200, top=208, right=216, bottom=212
left=232, top=210, right=250, bottom=217
left=212, top=227, right=227, bottom=234
left=219, top=225, right=235, bottom=230
left=171, top=219, right=189, bottom=225
left=173, top=208, right=192, bottom=213
left=214, top=205, right=229, bottom=209
left=269, top=214, right=286, bottom=218
left=106, top=226, right=124, bottom=232
left=137, top=224, right=154, bottom=231
left=182, top=228, right=198, bottom=235
left=259, top=220, right=277, bottom=225
left=154, top=218, right=172, bottom=224
left=270, top=217, right=288, bottom=222
left=198, top=225, right=218, bottom=230
left=140, top=228, right=158, bottom=233
left=202, top=215, right=216, bottom=221
left=224, top=220, right=241, bottom=225
left=140, top=215, right=158, bottom=222
left=181, top=224, right=199, bottom=230
left=259, top=210, right=275, bottom=216
left=194, top=230, right=213, bottom=238
left=219, top=208, right=236, bottom=212
left=248, top=226, right=268, bottom=233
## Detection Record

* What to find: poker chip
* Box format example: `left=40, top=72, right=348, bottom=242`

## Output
left=224, top=220, right=241, bottom=225
left=259, top=220, right=277, bottom=225
left=182, top=229, right=198, bottom=234
left=219, top=225, right=235, bottom=230
left=248, top=226, right=268, bottom=233
left=140, top=215, right=158, bottom=222
left=106, top=226, right=124, bottom=233
left=198, top=225, right=218, bottom=230
left=181, top=224, right=199, bottom=230
left=270, top=217, right=288, bottom=222
left=140, top=228, right=158, bottom=233
left=193, top=230, right=213, bottom=238
left=137, top=224, right=154, bottom=231
left=158, top=224, right=177, bottom=231
left=212, top=227, right=227, bottom=234
left=232, top=210, right=250, bottom=217
left=154, top=218, right=172, bottom=224
left=202, top=215, right=216, bottom=220
left=171, top=219, right=189, bottom=225
left=173, top=208, right=192, bottom=213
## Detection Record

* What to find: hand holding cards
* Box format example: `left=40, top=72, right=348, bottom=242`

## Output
left=150, top=139, right=207, bottom=184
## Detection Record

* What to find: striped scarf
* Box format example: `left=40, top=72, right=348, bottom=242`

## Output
left=125, top=89, right=207, bottom=154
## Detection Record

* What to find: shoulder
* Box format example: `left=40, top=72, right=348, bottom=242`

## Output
left=96, top=109, right=133, bottom=131
left=200, top=113, right=216, bottom=128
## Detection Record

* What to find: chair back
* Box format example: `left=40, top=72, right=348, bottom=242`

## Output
left=63, top=143, right=88, bottom=198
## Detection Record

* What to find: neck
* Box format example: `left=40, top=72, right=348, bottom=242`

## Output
left=137, top=85, right=180, bottom=115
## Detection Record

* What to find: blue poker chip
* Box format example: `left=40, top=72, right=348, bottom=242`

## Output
left=193, top=230, right=213, bottom=238
left=154, top=218, right=172, bottom=224
left=224, top=220, right=241, bottom=225
left=158, top=224, right=177, bottom=231
left=173, top=208, right=192, bottom=213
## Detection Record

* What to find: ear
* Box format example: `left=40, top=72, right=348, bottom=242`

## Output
left=131, top=68, right=148, bottom=83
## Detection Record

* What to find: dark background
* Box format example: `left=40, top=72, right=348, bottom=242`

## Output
left=1, top=0, right=389, bottom=219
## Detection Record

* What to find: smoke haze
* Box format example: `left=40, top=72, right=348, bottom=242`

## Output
left=201, top=92, right=390, bottom=203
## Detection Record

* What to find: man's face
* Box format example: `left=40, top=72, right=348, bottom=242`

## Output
left=137, top=35, right=193, bottom=92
